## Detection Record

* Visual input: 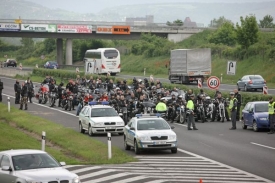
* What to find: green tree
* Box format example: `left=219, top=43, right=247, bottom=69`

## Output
left=17, top=38, right=35, bottom=60
left=44, top=38, right=56, bottom=54
left=209, top=16, right=233, bottom=28
left=236, top=15, right=259, bottom=49
left=208, top=22, right=236, bottom=46
left=259, top=15, right=274, bottom=28
left=166, top=19, right=183, bottom=26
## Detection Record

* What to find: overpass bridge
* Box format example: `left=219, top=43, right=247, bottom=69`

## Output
left=0, top=19, right=274, bottom=65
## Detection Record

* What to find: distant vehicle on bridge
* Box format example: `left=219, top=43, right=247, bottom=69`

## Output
left=84, top=48, right=121, bottom=76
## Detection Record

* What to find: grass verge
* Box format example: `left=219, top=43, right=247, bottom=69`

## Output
left=0, top=103, right=136, bottom=165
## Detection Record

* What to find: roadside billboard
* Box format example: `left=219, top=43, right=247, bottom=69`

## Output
left=21, top=24, right=56, bottom=32
left=57, top=25, right=92, bottom=33
left=0, top=23, right=20, bottom=31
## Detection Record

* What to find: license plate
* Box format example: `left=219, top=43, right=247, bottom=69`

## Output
left=154, top=141, right=166, bottom=145
left=106, top=126, right=115, bottom=129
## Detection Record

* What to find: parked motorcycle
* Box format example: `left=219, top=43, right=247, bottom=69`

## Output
left=175, top=104, right=186, bottom=124
left=205, top=98, right=215, bottom=120
left=196, top=103, right=206, bottom=123
left=218, top=100, right=226, bottom=122
left=49, top=91, right=57, bottom=107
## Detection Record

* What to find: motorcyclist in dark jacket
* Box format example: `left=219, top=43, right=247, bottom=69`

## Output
left=167, top=94, right=177, bottom=122
left=14, top=80, right=21, bottom=104
left=57, top=82, right=64, bottom=107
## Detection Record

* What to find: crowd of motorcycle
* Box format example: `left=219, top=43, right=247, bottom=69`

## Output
left=32, top=76, right=233, bottom=124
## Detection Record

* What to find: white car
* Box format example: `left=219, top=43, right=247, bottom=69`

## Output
left=0, top=149, right=80, bottom=183
left=124, top=114, right=177, bottom=154
left=78, top=102, right=125, bottom=136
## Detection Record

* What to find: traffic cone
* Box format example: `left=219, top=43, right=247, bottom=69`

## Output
left=199, top=179, right=203, bottom=183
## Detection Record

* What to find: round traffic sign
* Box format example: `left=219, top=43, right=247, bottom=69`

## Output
left=207, top=76, right=220, bottom=90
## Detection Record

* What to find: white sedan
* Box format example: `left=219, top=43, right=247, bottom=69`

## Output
left=124, top=114, right=177, bottom=154
left=0, top=149, right=80, bottom=183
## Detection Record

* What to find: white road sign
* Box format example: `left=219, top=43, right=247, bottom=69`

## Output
left=227, top=61, right=236, bottom=75
left=207, top=76, right=220, bottom=90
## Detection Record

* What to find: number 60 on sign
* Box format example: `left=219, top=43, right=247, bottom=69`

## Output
left=207, top=76, right=220, bottom=90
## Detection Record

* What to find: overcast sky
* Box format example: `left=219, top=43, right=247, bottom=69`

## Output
left=27, top=0, right=275, bottom=14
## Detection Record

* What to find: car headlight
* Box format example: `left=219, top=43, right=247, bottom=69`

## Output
left=259, top=117, right=267, bottom=120
left=169, top=135, right=177, bottom=140
left=73, top=176, right=81, bottom=183
left=139, top=136, right=151, bottom=141
left=94, top=122, right=104, bottom=126
left=27, top=181, right=42, bottom=183
left=117, top=122, right=124, bottom=126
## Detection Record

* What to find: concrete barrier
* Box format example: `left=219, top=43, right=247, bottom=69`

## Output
left=0, top=68, right=32, bottom=77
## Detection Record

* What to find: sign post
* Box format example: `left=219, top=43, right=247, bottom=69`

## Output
left=263, top=86, right=268, bottom=95
left=7, top=97, right=10, bottom=112
left=207, top=76, right=220, bottom=90
left=227, top=61, right=236, bottom=75
left=107, top=133, right=112, bottom=159
left=144, top=68, right=146, bottom=76
left=41, top=131, right=46, bottom=151
left=198, top=79, right=202, bottom=88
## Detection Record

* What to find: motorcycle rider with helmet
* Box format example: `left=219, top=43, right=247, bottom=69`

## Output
left=212, top=92, right=230, bottom=122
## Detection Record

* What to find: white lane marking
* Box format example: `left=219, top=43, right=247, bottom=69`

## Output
left=71, top=166, right=102, bottom=174
left=63, top=165, right=83, bottom=168
left=173, top=123, right=187, bottom=127
left=85, top=172, right=129, bottom=183
left=138, top=158, right=209, bottom=162
left=251, top=142, right=275, bottom=150
left=143, top=180, right=165, bottom=183
left=199, top=142, right=213, bottom=148
left=79, top=169, right=116, bottom=180
left=111, top=175, right=148, bottom=183
left=135, top=156, right=200, bottom=159
left=177, top=149, right=272, bottom=182
left=2, top=94, right=78, bottom=118
left=129, top=161, right=215, bottom=164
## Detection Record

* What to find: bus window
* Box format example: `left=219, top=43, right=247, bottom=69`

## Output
left=104, top=50, right=118, bottom=59
left=85, top=52, right=101, bottom=59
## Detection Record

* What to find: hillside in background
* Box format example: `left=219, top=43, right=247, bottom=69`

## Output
left=0, top=0, right=275, bottom=24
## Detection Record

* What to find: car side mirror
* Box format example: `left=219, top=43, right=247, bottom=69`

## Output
left=60, top=162, right=66, bottom=166
left=171, top=126, right=175, bottom=129
left=130, top=127, right=135, bottom=131
left=249, top=109, right=254, bottom=113
left=2, top=166, right=11, bottom=171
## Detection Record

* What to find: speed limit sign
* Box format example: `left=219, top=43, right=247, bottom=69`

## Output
left=207, top=76, right=220, bottom=90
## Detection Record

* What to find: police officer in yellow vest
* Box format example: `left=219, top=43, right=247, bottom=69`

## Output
left=186, top=94, right=198, bottom=130
left=229, top=92, right=238, bottom=130
left=155, top=99, right=167, bottom=113
left=268, top=96, right=275, bottom=134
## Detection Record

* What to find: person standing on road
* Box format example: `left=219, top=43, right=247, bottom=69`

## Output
left=14, top=80, right=21, bottom=104
left=268, top=97, right=275, bottom=134
left=0, top=79, right=3, bottom=102
left=229, top=92, right=238, bottom=130
left=26, top=79, right=34, bottom=103
left=234, top=89, right=242, bottom=121
left=20, top=82, right=28, bottom=110
left=186, top=94, right=198, bottom=131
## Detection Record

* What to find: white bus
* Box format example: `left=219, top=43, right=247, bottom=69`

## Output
left=84, top=48, right=121, bottom=76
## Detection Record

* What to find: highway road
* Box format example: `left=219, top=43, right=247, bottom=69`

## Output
left=1, top=77, right=275, bottom=183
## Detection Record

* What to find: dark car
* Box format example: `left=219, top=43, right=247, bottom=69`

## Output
left=4, top=59, right=17, bottom=67
left=242, top=101, right=270, bottom=132
left=44, top=61, right=59, bottom=69
left=237, top=75, right=266, bottom=92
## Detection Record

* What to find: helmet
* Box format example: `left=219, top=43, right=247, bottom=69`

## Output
left=205, top=96, right=211, bottom=100
left=60, top=82, right=64, bottom=86
left=123, top=79, right=127, bottom=84
left=230, top=92, right=235, bottom=95
left=178, top=95, right=183, bottom=99
left=137, top=79, right=142, bottom=83
left=133, top=77, right=137, bottom=82
left=190, top=94, right=195, bottom=97
left=129, top=99, right=133, bottom=103
left=144, top=78, right=148, bottom=83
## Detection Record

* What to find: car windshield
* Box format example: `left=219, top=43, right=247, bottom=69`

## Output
left=255, top=103, right=268, bottom=112
left=91, top=108, right=118, bottom=117
left=12, top=153, right=60, bottom=170
left=137, top=119, right=170, bottom=130
left=249, top=76, right=263, bottom=80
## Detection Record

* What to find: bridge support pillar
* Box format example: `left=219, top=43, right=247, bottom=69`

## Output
left=66, top=38, right=73, bottom=65
left=56, top=38, right=63, bottom=65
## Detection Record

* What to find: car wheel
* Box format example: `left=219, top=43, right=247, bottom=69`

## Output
left=242, top=120, right=247, bottom=129
left=124, top=137, right=131, bottom=150
left=79, top=122, right=85, bottom=134
left=253, top=121, right=258, bottom=132
left=171, top=148, right=177, bottom=154
left=244, top=85, right=248, bottom=92
left=88, top=125, right=94, bottom=136
left=134, top=140, right=140, bottom=154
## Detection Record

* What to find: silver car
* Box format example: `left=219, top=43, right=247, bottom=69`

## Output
left=237, top=75, right=266, bottom=92
left=124, top=114, right=177, bottom=154
left=0, top=149, right=80, bottom=183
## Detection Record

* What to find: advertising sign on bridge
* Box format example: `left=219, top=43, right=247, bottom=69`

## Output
left=21, top=24, right=57, bottom=32
left=57, top=25, right=92, bottom=33
left=0, top=23, right=20, bottom=31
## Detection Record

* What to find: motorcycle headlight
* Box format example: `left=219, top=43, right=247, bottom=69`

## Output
left=139, top=136, right=151, bottom=141
left=117, top=122, right=124, bottom=126
left=181, top=106, right=184, bottom=109
left=73, top=176, right=81, bottom=183
left=168, top=135, right=177, bottom=140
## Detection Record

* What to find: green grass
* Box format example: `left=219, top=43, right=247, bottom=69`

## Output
left=0, top=103, right=136, bottom=165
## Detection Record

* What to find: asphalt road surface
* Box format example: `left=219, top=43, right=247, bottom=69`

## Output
left=1, top=77, right=275, bottom=183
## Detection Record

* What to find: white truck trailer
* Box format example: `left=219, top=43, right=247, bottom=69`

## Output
left=169, top=48, right=211, bottom=84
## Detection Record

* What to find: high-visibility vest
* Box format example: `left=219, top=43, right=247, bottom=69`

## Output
left=229, top=98, right=237, bottom=110
left=156, top=102, right=167, bottom=111
left=268, top=102, right=275, bottom=114
left=187, top=100, right=194, bottom=110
